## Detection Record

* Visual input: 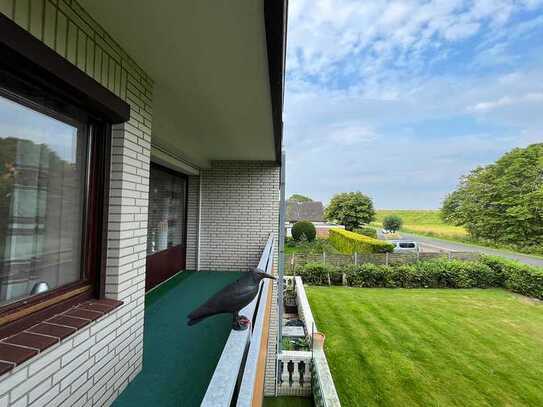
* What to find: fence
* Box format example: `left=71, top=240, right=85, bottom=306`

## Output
left=286, top=251, right=481, bottom=274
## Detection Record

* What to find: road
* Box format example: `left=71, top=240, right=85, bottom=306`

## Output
left=400, top=232, right=543, bottom=267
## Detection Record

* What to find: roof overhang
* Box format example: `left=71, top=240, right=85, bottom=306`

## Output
left=79, top=0, right=287, bottom=168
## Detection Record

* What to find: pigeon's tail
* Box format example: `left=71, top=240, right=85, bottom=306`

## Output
left=187, top=307, right=213, bottom=326
left=187, top=315, right=208, bottom=326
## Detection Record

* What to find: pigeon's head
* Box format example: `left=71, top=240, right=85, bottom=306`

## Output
left=253, top=268, right=276, bottom=281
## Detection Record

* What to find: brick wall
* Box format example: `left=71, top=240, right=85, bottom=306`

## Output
left=0, top=1, right=152, bottom=406
left=185, top=175, right=200, bottom=270
left=264, top=280, right=279, bottom=396
left=199, top=161, right=280, bottom=272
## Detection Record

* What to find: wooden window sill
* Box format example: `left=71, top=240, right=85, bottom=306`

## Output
left=0, top=299, right=123, bottom=377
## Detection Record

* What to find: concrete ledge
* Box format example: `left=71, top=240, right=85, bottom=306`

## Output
left=294, top=278, right=341, bottom=407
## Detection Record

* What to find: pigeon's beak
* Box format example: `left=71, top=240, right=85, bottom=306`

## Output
left=258, top=271, right=276, bottom=280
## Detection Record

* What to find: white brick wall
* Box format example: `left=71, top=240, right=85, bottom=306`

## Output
left=264, top=280, right=279, bottom=396
left=199, top=161, right=280, bottom=272
left=0, top=1, right=152, bottom=406
left=185, top=175, right=200, bottom=270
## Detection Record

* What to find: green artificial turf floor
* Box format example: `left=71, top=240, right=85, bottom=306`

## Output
left=113, top=271, right=242, bottom=407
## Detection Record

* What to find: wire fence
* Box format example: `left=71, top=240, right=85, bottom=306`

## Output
left=286, top=251, right=481, bottom=274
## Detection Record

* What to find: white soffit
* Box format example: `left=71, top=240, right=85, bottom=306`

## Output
left=80, top=0, right=275, bottom=167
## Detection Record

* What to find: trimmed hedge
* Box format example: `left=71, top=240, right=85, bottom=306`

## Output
left=480, top=255, right=543, bottom=299
left=293, top=255, right=543, bottom=300
left=329, top=228, right=394, bottom=254
left=354, top=226, right=378, bottom=239
left=292, top=221, right=316, bottom=242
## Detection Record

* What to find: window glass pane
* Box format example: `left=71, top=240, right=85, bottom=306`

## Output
left=147, top=167, right=186, bottom=255
left=0, top=94, right=87, bottom=306
left=399, top=242, right=416, bottom=248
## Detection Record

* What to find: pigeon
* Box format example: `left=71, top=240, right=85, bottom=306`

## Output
left=187, top=268, right=276, bottom=330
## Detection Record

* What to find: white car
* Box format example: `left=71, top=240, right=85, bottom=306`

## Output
left=390, top=240, right=419, bottom=253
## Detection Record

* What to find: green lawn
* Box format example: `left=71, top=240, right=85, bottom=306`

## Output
left=285, top=238, right=340, bottom=255
left=263, top=397, right=314, bottom=406
left=306, top=287, right=543, bottom=407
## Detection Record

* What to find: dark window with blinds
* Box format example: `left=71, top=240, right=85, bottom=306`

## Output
left=146, top=165, right=187, bottom=256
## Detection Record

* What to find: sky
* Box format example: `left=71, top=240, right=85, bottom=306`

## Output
left=0, top=95, right=78, bottom=163
left=284, top=0, right=543, bottom=209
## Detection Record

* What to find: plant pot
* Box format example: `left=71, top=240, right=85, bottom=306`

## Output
left=312, top=331, right=325, bottom=351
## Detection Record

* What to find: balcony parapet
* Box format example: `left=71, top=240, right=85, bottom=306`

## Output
left=201, top=234, right=275, bottom=407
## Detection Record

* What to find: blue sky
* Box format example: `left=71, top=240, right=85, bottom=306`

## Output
left=284, top=0, right=543, bottom=209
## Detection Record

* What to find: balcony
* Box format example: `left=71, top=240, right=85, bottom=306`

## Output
left=113, top=235, right=275, bottom=406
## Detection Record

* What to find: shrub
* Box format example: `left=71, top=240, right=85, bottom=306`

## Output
left=295, top=262, right=342, bottom=285
left=383, top=215, right=403, bottom=232
left=292, top=221, right=316, bottom=242
left=354, top=227, right=378, bottom=239
left=329, top=228, right=394, bottom=254
left=295, top=253, right=543, bottom=301
left=345, top=264, right=398, bottom=288
left=301, top=259, right=495, bottom=289
left=480, top=255, right=543, bottom=299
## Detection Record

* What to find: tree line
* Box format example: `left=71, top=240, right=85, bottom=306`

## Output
left=441, top=143, right=542, bottom=250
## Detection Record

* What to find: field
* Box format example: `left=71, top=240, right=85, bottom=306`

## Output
left=373, top=209, right=469, bottom=239
left=307, top=287, right=543, bottom=407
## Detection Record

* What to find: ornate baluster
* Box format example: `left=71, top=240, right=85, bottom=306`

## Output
left=298, top=360, right=306, bottom=386
left=287, top=360, right=295, bottom=387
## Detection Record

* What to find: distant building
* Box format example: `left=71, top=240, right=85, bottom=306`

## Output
left=286, top=201, right=344, bottom=237
left=286, top=200, right=325, bottom=222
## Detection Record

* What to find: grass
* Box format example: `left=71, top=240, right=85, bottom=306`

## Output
left=285, top=238, right=340, bottom=255
left=372, top=209, right=469, bottom=240
left=263, top=397, right=314, bottom=406
left=373, top=210, right=543, bottom=256
left=306, top=286, right=543, bottom=407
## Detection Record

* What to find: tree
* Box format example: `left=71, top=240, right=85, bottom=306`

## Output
left=324, top=192, right=375, bottom=231
left=288, top=194, right=313, bottom=202
left=383, top=215, right=403, bottom=232
left=440, top=143, right=543, bottom=247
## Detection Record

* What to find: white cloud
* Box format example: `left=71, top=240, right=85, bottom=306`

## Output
left=330, top=125, right=377, bottom=145
left=469, top=92, right=543, bottom=112
left=287, top=0, right=542, bottom=93
left=285, top=0, right=543, bottom=208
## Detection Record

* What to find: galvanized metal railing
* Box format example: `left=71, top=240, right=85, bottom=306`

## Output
left=201, top=234, right=275, bottom=407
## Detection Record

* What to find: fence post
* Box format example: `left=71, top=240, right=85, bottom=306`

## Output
left=385, top=252, right=389, bottom=266
left=323, top=252, right=326, bottom=265
left=448, top=251, right=452, bottom=260
left=354, top=252, right=358, bottom=265
left=416, top=251, right=420, bottom=262
left=342, top=273, right=347, bottom=286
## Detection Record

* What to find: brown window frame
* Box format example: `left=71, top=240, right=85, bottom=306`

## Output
left=0, top=14, right=129, bottom=339
left=145, top=163, right=189, bottom=291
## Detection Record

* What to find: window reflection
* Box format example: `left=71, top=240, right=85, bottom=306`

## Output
left=146, top=166, right=186, bottom=255
left=0, top=94, right=86, bottom=306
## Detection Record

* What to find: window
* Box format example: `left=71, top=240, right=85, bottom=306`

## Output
left=146, top=165, right=187, bottom=255
left=399, top=242, right=416, bottom=249
left=0, top=93, right=88, bottom=307
left=0, top=14, right=128, bottom=341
